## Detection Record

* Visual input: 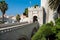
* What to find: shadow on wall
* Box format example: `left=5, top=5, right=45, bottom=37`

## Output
left=43, top=7, right=46, bottom=24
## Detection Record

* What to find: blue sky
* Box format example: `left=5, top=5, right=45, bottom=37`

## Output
left=0, top=0, right=41, bottom=16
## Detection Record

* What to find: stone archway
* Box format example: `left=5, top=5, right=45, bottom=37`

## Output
left=33, top=16, right=38, bottom=22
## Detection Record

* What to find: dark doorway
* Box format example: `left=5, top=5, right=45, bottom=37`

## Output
left=33, top=16, right=38, bottom=22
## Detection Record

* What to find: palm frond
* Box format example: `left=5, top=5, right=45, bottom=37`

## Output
left=49, top=0, right=60, bottom=11
left=0, top=1, right=8, bottom=13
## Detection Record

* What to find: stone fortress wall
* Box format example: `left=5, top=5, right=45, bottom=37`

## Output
left=28, top=0, right=55, bottom=25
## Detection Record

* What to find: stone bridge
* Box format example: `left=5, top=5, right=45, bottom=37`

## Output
left=0, top=22, right=39, bottom=40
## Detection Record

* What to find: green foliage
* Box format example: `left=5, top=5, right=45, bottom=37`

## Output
left=0, top=1, right=8, bottom=23
left=55, top=18, right=60, bottom=25
left=56, top=32, right=60, bottom=40
left=32, top=18, right=60, bottom=40
left=55, top=18, right=60, bottom=40
left=41, top=37, right=46, bottom=40
left=46, top=21, right=54, bottom=27
left=51, top=26, right=56, bottom=33
left=16, top=14, right=21, bottom=22
left=23, top=8, right=28, bottom=17
left=55, top=18, right=60, bottom=30
left=0, top=1, right=8, bottom=13
left=32, top=24, right=54, bottom=40
left=34, top=5, right=38, bottom=8
left=40, top=25, right=53, bottom=36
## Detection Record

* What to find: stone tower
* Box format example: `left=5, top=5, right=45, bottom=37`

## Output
left=28, top=6, right=44, bottom=25
left=41, top=0, right=54, bottom=23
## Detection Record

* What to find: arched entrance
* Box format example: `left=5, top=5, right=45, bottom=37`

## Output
left=33, top=16, right=38, bottom=22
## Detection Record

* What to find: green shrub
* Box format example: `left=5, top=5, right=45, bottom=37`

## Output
left=32, top=24, right=55, bottom=40
left=32, top=18, right=60, bottom=40
left=56, top=32, right=60, bottom=40
left=55, top=18, right=60, bottom=25
left=32, top=21, right=57, bottom=40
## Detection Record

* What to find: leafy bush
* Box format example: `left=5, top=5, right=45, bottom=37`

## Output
left=32, top=21, right=57, bottom=40
left=32, top=18, right=60, bottom=40
left=55, top=18, right=60, bottom=25
left=56, top=32, right=60, bottom=40
left=32, top=23, right=56, bottom=40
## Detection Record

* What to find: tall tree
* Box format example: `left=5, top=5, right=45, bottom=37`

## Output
left=49, top=0, right=60, bottom=17
left=0, top=0, right=8, bottom=23
left=16, top=14, right=21, bottom=22
left=23, top=8, right=28, bottom=17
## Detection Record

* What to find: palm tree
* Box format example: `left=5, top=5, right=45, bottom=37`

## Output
left=0, top=1, right=8, bottom=23
left=49, top=0, right=60, bottom=18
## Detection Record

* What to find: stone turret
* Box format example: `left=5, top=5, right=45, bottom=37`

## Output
left=41, top=0, right=55, bottom=23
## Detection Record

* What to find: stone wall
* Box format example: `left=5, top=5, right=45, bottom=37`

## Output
left=28, top=7, right=44, bottom=25
left=41, top=0, right=55, bottom=23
